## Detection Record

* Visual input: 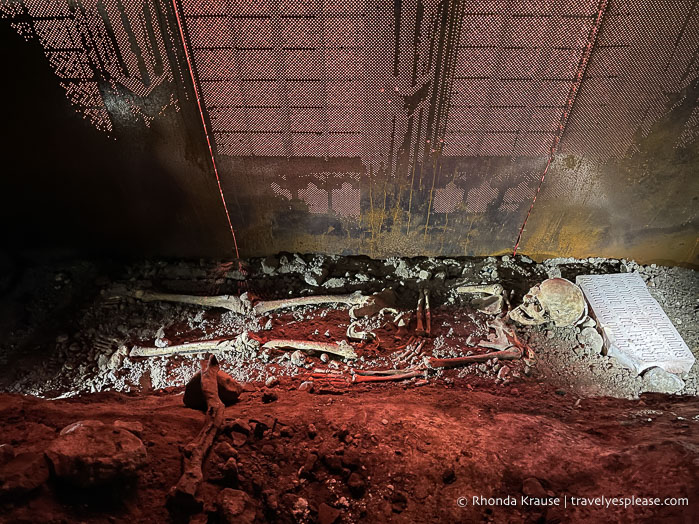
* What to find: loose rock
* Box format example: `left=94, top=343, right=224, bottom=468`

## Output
left=577, top=327, right=604, bottom=354
left=0, top=452, right=49, bottom=497
left=347, top=472, right=366, bottom=497
left=217, top=488, right=256, bottom=524
left=290, top=350, right=306, bottom=367
left=46, top=420, right=146, bottom=487
left=114, top=420, right=144, bottom=439
left=642, top=367, right=685, bottom=394
left=522, top=477, right=548, bottom=498
left=318, top=502, right=341, bottom=524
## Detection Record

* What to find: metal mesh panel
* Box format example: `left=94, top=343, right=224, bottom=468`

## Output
left=5, top=1, right=697, bottom=160
left=1, top=0, right=183, bottom=134
left=267, top=171, right=362, bottom=218
left=561, top=1, right=699, bottom=157
left=2, top=0, right=698, bottom=259
left=4, top=0, right=697, bottom=157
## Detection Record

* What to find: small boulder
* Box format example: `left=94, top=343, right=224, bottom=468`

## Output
left=225, top=418, right=251, bottom=436
left=218, top=488, right=256, bottom=524
left=290, top=350, right=306, bottom=367
left=262, top=390, right=278, bottom=403
left=522, top=477, right=548, bottom=498
left=222, top=458, right=239, bottom=482
left=347, top=472, right=366, bottom=497
left=299, top=453, right=318, bottom=478
left=0, top=452, right=49, bottom=497
left=307, top=424, right=318, bottom=439
left=391, top=491, right=408, bottom=513
left=318, top=502, right=341, bottom=524
left=299, top=381, right=314, bottom=392
left=292, top=496, right=310, bottom=520
left=642, top=367, right=684, bottom=394
left=114, top=420, right=144, bottom=439
left=261, top=255, right=279, bottom=275
left=305, top=267, right=329, bottom=287
left=214, top=441, right=237, bottom=459
left=341, top=449, right=361, bottom=470
left=577, top=327, right=603, bottom=354
left=46, top=420, right=146, bottom=487
left=442, top=468, right=456, bottom=484
left=0, top=444, right=14, bottom=465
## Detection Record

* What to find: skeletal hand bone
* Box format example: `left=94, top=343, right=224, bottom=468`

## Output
left=262, top=339, right=357, bottom=360
left=346, top=321, right=376, bottom=342
left=508, top=278, right=586, bottom=327
left=480, top=318, right=513, bottom=350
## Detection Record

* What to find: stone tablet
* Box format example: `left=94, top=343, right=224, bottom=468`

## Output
left=576, top=272, right=694, bottom=375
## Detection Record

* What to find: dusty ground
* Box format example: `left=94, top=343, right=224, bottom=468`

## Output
left=0, top=252, right=696, bottom=399
left=1, top=385, right=697, bottom=523
left=0, top=252, right=697, bottom=522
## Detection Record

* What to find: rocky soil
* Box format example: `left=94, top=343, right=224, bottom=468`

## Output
left=1, top=385, right=697, bottom=523
left=0, top=251, right=697, bottom=523
left=0, top=252, right=695, bottom=400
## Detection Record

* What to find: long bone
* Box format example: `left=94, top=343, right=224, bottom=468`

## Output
left=352, top=369, right=422, bottom=383
left=129, top=289, right=373, bottom=315
left=130, top=337, right=239, bottom=357
left=424, top=289, right=432, bottom=336
left=428, top=346, right=522, bottom=369
left=262, top=339, right=357, bottom=360
left=415, top=291, right=426, bottom=336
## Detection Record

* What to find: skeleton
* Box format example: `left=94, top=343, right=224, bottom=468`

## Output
left=508, top=278, right=587, bottom=327
left=456, top=283, right=505, bottom=315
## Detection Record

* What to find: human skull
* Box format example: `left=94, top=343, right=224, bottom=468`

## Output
left=508, top=278, right=587, bottom=327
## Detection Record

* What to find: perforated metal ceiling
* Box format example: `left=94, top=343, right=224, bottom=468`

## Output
left=2, top=0, right=698, bottom=260
left=5, top=1, right=697, bottom=157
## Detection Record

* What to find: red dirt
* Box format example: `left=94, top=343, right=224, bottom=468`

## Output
left=1, top=383, right=697, bottom=523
